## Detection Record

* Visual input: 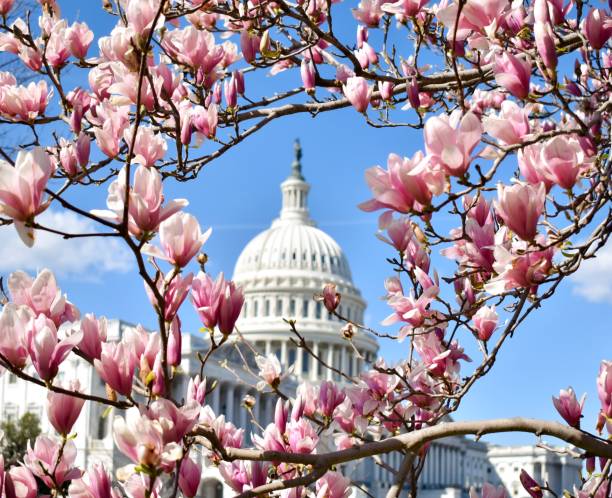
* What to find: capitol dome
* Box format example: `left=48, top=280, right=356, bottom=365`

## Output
left=233, top=141, right=378, bottom=382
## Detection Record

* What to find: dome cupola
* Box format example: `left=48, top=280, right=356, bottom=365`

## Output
left=232, top=141, right=378, bottom=382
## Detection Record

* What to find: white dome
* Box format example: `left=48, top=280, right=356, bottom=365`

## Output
left=234, top=223, right=353, bottom=283
left=232, top=141, right=378, bottom=380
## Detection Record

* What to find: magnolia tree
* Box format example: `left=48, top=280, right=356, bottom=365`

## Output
left=0, top=0, right=609, bottom=496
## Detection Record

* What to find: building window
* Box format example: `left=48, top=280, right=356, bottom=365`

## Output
left=302, top=349, right=309, bottom=372
left=243, top=301, right=248, bottom=318
left=26, top=403, right=42, bottom=421
left=288, top=348, right=296, bottom=366
left=264, top=300, right=270, bottom=316
left=302, top=299, right=309, bottom=318
left=4, top=403, right=18, bottom=421
left=276, top=299, right=283, bottom=316
left=97, top=414, right=108, bottom=439
left=254, top=300, right=259, bottom=317
left=289, top=299, right=296, bottom=316
left=315, top=302, right=322, bottom=319
left=8, top=373, right=17, bottom=384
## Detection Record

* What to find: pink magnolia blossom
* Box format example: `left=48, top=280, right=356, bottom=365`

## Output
left=470, top=483, right=507, bottom=498
left=316, top=472, right=351, bottom=498
left=383, top=278, right=439, bottom=333
left=75, top=313, right=107, bottom=361
left=494, top=52, right=531, bottom=98
left=26, top=314, right=83, bottom=382
left=583, top=9, right=612, bottom=50
left=162, top=26, right=226, bottom=82
left=597, top=360, right=612, bottom=418
left=483, top=100, right=530, bottom=145
left=352, top=0, right=386, bottom=26
left=472, top=305, right=498, bottom=341
left=485, top=235, right=555, bottom=294
left=377, top=80, right=394, bottom=100
left=495, top=182, right=546, bottom=241
left=145, top=272, right=194, bottom=322
left=143, top=212, right=211, bottom=268
left=381, top=0, right=428, bottom=18
left=167, top=317, right=182, bottom=367
left=318, top=380, right=346, bottom=418
left=441, top=195, right=496, bottom=274
left=217, top=280, right=244, bottom=335
left=256, top=354, right=283, bottom=389
left=520, top=469, right=543, bottom=498
left=5, top=465, right=38, bottom=498
left=301, top=58, right=316, bottom=93
left=424, top=110, right=482, bottom=177
left=65, top=22, right=93, bottom=59
left=92, top=103, right=129, bottom=158
left=179, top=457, right=201, bottom=498
left=126, top=126, right=167, bottom=167
left=219, top=461, right=269, bottom=493
left=287, top=418, right=319, bottom=454
left=191, top=271, right=226, bottom=329
left=317, top=283, right=341, bottom=313
left=0, top=0, right=14, bottom=15
left=187, top=374, right=207, bottom=405
left=552, top=387, right=585, bottom=427
left=68, top=464, right=120, bottom=498
left=343, top=76, right=372, bottom=113
left=360, top=151, right=445, bottom=213
left=540, top=135, right=587, bottom=190
left=94, top=341, right=136, bottom=396
left=518, top=143, right=554, bottom=191
left=0, top=303, right=32, bottom=369
left=0, top=148, right=53, bottom=246
left=413, top=331, right=471, bottom=378
left=47, top=379, right=85, bottom=435
left=144, top=398, right=200, bottom=443
left=534, top=20, right=557, bottom=71
left=113, top=407, right=182, bottom=471
left=92, top=165, right=188, bottom=238
left=24, top=436, right=80, bottom=489
left=57, top=138, right=78, bottom=176
left=125, top=0, right=165, bottom=38
left=0, top=80, right=51, bottom=122
left=8, top=269, right=79, bottom=326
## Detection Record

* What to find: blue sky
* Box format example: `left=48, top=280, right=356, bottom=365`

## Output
left=0, top=2, right=609, bottom=446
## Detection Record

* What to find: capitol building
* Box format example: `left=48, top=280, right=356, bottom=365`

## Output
left=0, top=143, right=582, bottom=498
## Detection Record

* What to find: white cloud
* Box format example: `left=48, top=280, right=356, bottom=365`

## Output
left=571, top=243, right=612, bottom=304
left=0, top=209, right=132, bottom=279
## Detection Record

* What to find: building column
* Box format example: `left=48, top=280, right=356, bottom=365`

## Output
left=296, top=344, right=303, bottom=377
left=311, top=342, right=319, bottom=381
left=212, top=379, right=220, bottom=413
left=326, top=345, right=334, bottom=380
left=265, top=341, right=271, bottom=356
left=226, top=384, right=235, bottom=423
left=281, top=340, right=288, bottom=367
left=340, top=346, right=347, bottom=376
left=239, top=387, right=248, bottom=429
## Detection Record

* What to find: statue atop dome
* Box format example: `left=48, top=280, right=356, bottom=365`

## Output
left=291, top=139, right=304, bottom=180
